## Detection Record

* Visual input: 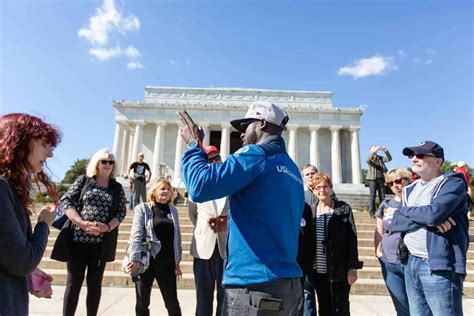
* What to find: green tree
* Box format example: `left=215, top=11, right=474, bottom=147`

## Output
left=62, top=159, right=89, bottom=184
left=442, top=160, right=472, bottom=176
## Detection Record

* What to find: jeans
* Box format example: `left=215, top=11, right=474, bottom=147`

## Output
left=194, top=245, right=224, bottom=316
left=63, top=242, right=106, bottom=316
left=133, top=179, right=147, bottom=208
left=404, top=255, right=464, bottom=316
left=222, top=278, right=302, bottom=316
left=303, top=276, right=316, bottom=316
left=378, top=257, right=409, bottom=316
left=129, top=192, right=134, bottom=210
left=368, top=179, right=385, bottom=216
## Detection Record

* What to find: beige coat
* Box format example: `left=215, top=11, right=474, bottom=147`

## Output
left=188, top=197, right=228, bottom=260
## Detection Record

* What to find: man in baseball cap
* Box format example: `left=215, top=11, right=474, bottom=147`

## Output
left=390, top=140, right=468, bottom=315
left=204, top=145, right=222, bottom=164
left=178, top=101, right=303, bottom=315
left=402, top=140, right=445, bottom=161
left=230, top=101, right=289, bottom=133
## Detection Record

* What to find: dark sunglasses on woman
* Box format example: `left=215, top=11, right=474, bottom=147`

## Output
left=100, top=159, right=115, bottom=165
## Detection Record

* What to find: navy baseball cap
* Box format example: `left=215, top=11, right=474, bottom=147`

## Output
left=402, top=141, right=444, bottom=160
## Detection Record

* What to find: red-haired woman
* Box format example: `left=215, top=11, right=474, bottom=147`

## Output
left=0, top=113, right=62, bottom=316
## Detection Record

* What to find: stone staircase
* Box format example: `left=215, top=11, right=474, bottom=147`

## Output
left=35, top=206, right=474, bottom=297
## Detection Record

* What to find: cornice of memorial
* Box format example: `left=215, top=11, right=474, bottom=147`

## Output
left=113, top=100, right=366, bottom=115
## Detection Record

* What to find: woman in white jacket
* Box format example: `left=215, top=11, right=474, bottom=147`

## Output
left=125, top=178, right=182, bottom=316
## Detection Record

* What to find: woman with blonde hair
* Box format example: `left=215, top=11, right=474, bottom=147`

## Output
left=56, top=148, right=126, bottom=315
left=126, top=178, right=182, bottom=316
left=374, top=168, right=411, bottom=316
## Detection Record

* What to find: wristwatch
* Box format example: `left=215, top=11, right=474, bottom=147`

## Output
left=188, top=139, right=199, bottom=149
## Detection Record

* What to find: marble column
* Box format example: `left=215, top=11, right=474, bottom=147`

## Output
left=201, top=122, right=210, bottom=147
left=309, top=125, right=321, bottom=169
left=127, top=130, right=135, bottom=176
left=112, top=122, right=124, bottom=158
left=120, top=127, right=130, bottom=176
left=288, top=125, right=298, bottom=163
left=220, top=123, right=231, bottom=160
left=152, top=121, right=167, bottom=179
left=330, top=126, right=342, bottom=184
left=350, top=126, right=362, bottom=185
left=131, top=121, right=145, bottom=163
left=173, top=128, right=184, bottom=182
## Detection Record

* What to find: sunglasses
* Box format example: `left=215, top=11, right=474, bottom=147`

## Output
left=208, top=155, right=221, bottom=163
left=387, top=178, right=408, bottom=187
left=240, top=119, right=260, bottom=132
left=100, top=160, right=115, bottom=165
left=408, top=153, right=436, bottom=159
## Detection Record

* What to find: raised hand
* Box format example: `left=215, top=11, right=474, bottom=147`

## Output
left=177, top=109, right=204, bottom=145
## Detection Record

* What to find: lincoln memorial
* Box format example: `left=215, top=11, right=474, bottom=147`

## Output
left=112, top=86, right=366, bottom=192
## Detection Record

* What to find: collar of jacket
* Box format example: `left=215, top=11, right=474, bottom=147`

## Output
left=314, top=198, right=350, bottom=216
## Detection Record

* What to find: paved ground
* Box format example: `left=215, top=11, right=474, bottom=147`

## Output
left=30, top=286, right=474, bottom=315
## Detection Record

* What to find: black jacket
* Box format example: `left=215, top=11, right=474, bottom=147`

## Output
left=298, top=203, right=316, bottom=279
left=316, top=198, right=363, bottom=282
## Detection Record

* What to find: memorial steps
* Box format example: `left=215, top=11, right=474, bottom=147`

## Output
left=34, top=206, right=474, bottom=297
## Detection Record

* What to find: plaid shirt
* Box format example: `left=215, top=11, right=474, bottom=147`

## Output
left=128, top=202, right=182, bottom=263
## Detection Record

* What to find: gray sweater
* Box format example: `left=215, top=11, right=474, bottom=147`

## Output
left=0, top=178, right=49, bottom=316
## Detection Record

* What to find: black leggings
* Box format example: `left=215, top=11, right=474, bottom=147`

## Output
left=63, top=242, right=106, bottom=316
left=134, top=257, right=181, bottom=316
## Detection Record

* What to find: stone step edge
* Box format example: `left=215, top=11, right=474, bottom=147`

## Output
left=37, top=268, right=474, bottom=289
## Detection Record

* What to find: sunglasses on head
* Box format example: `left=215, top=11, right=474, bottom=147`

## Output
left=408, top=153, right=436, bottom=159
left=208, top=155, right=221, bottom=163
left=100, top=159, right=115, bottom=165
left=387, top=178, right=408, bottom=187
left=240, top=119, right=260, bottom=132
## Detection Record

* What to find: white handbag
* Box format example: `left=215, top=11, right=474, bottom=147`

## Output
left=121, top=241, right=151, bottom=277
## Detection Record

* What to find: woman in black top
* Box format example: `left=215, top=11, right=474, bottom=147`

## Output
left=126, top=178, right=182, bottom=316
left=310, top=173, right=363, bottom=316
left=59, top=148, right=126, bottom=316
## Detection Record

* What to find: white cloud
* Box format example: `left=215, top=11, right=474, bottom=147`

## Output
left=78, top=0, right=142, bottom=69
left=186, top=60, right=191, bottom=66
left=398, top=49, right=405, bottom=57
left=413, top=57, right=421, bottom=63
left=124, top=45, right=141, bottom=58
left=168, top=59, right=176, bottom=65
left=425, top=59, right=433, bottom=65
left=89, top=46, right=123, bottom=61
left=426, top=49, right=437, bottom=55
left=337, top=55, right=397, bottom=79
left=127, top=61, right=143, bottom=70
left=78, top=0, right=140, bottom=46
left=88, top=45, right=141, bottom=61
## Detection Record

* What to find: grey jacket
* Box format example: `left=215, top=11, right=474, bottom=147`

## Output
left=128, top=202, right=182, bottom=263
left=366, top=150, right=392, bottom=180
left=0, top=177, right=49, bottom=316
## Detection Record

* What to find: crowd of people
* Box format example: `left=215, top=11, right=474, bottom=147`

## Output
left=0, top=105, right=471, bottom=316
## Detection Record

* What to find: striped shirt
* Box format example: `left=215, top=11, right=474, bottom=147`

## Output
left=404, top=174, right=445, bottom=258
left=313, top=212, right=333, bottom=273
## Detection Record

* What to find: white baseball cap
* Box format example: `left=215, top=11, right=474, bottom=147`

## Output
left=230, top=101, right=289, bottom=133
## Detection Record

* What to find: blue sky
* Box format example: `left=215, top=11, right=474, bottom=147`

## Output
left=1, top=0, right=472, bottom=181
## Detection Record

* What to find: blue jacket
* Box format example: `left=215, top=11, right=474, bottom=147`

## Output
left=390, top=172, right=469, bottom=275
left=182, top=136, right=304, bottom=286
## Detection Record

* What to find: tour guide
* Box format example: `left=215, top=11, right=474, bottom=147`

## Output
left=178, top=101, right=304, bottom=315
